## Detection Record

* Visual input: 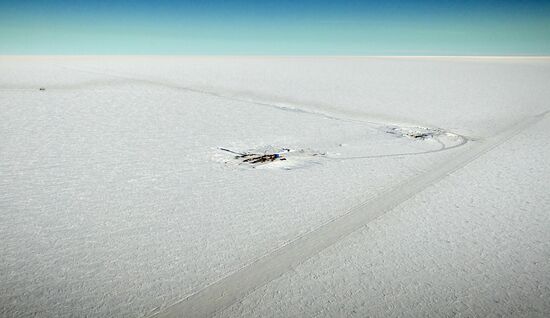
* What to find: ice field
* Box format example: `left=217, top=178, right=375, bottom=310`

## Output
left=1, top=56, right=549, bottom=317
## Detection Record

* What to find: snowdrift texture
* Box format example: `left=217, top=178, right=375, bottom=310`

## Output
left=1, top=57, right=549, bottom=317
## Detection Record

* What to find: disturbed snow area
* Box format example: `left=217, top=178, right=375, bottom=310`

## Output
left=1, top=57, right=549, bottom=317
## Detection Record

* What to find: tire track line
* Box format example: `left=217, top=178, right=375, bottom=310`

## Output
left=59, top=66, right=445, bottom=130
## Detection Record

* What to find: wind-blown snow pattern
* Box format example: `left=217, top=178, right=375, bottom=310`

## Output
left=1, top=56, right=549, bottom=317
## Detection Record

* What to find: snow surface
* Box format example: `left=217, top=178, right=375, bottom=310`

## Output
left=0, top=56, right=549, bottom=317
left=216, top=114, right=550, bottom=318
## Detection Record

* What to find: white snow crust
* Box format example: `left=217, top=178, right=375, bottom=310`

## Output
left=1, top=56, right=549, bottom=317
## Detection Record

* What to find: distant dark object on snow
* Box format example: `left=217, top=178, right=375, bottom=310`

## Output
left=219, top=147, right=289, bottom=166
left=39, top=87, right=46, bottom=91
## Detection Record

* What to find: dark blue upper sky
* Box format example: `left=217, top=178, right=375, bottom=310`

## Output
left=1, top=0, right=549, bottom=55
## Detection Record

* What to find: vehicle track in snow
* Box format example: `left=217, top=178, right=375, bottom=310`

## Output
left=58, top=66, right=362, bottom=124
left=324, top=133, right=468, bottom=161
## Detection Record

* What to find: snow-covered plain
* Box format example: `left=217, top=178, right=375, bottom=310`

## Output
left=1, top=56, right=549, bottom=317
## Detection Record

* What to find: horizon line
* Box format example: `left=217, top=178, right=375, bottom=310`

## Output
left=2, top=55, right=550, bottom=58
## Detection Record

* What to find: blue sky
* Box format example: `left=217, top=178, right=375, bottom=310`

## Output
left=1, top=0, right=549, bottom=55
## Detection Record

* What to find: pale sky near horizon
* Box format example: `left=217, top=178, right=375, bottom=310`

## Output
left=1, top=0, right=549, bottom=55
